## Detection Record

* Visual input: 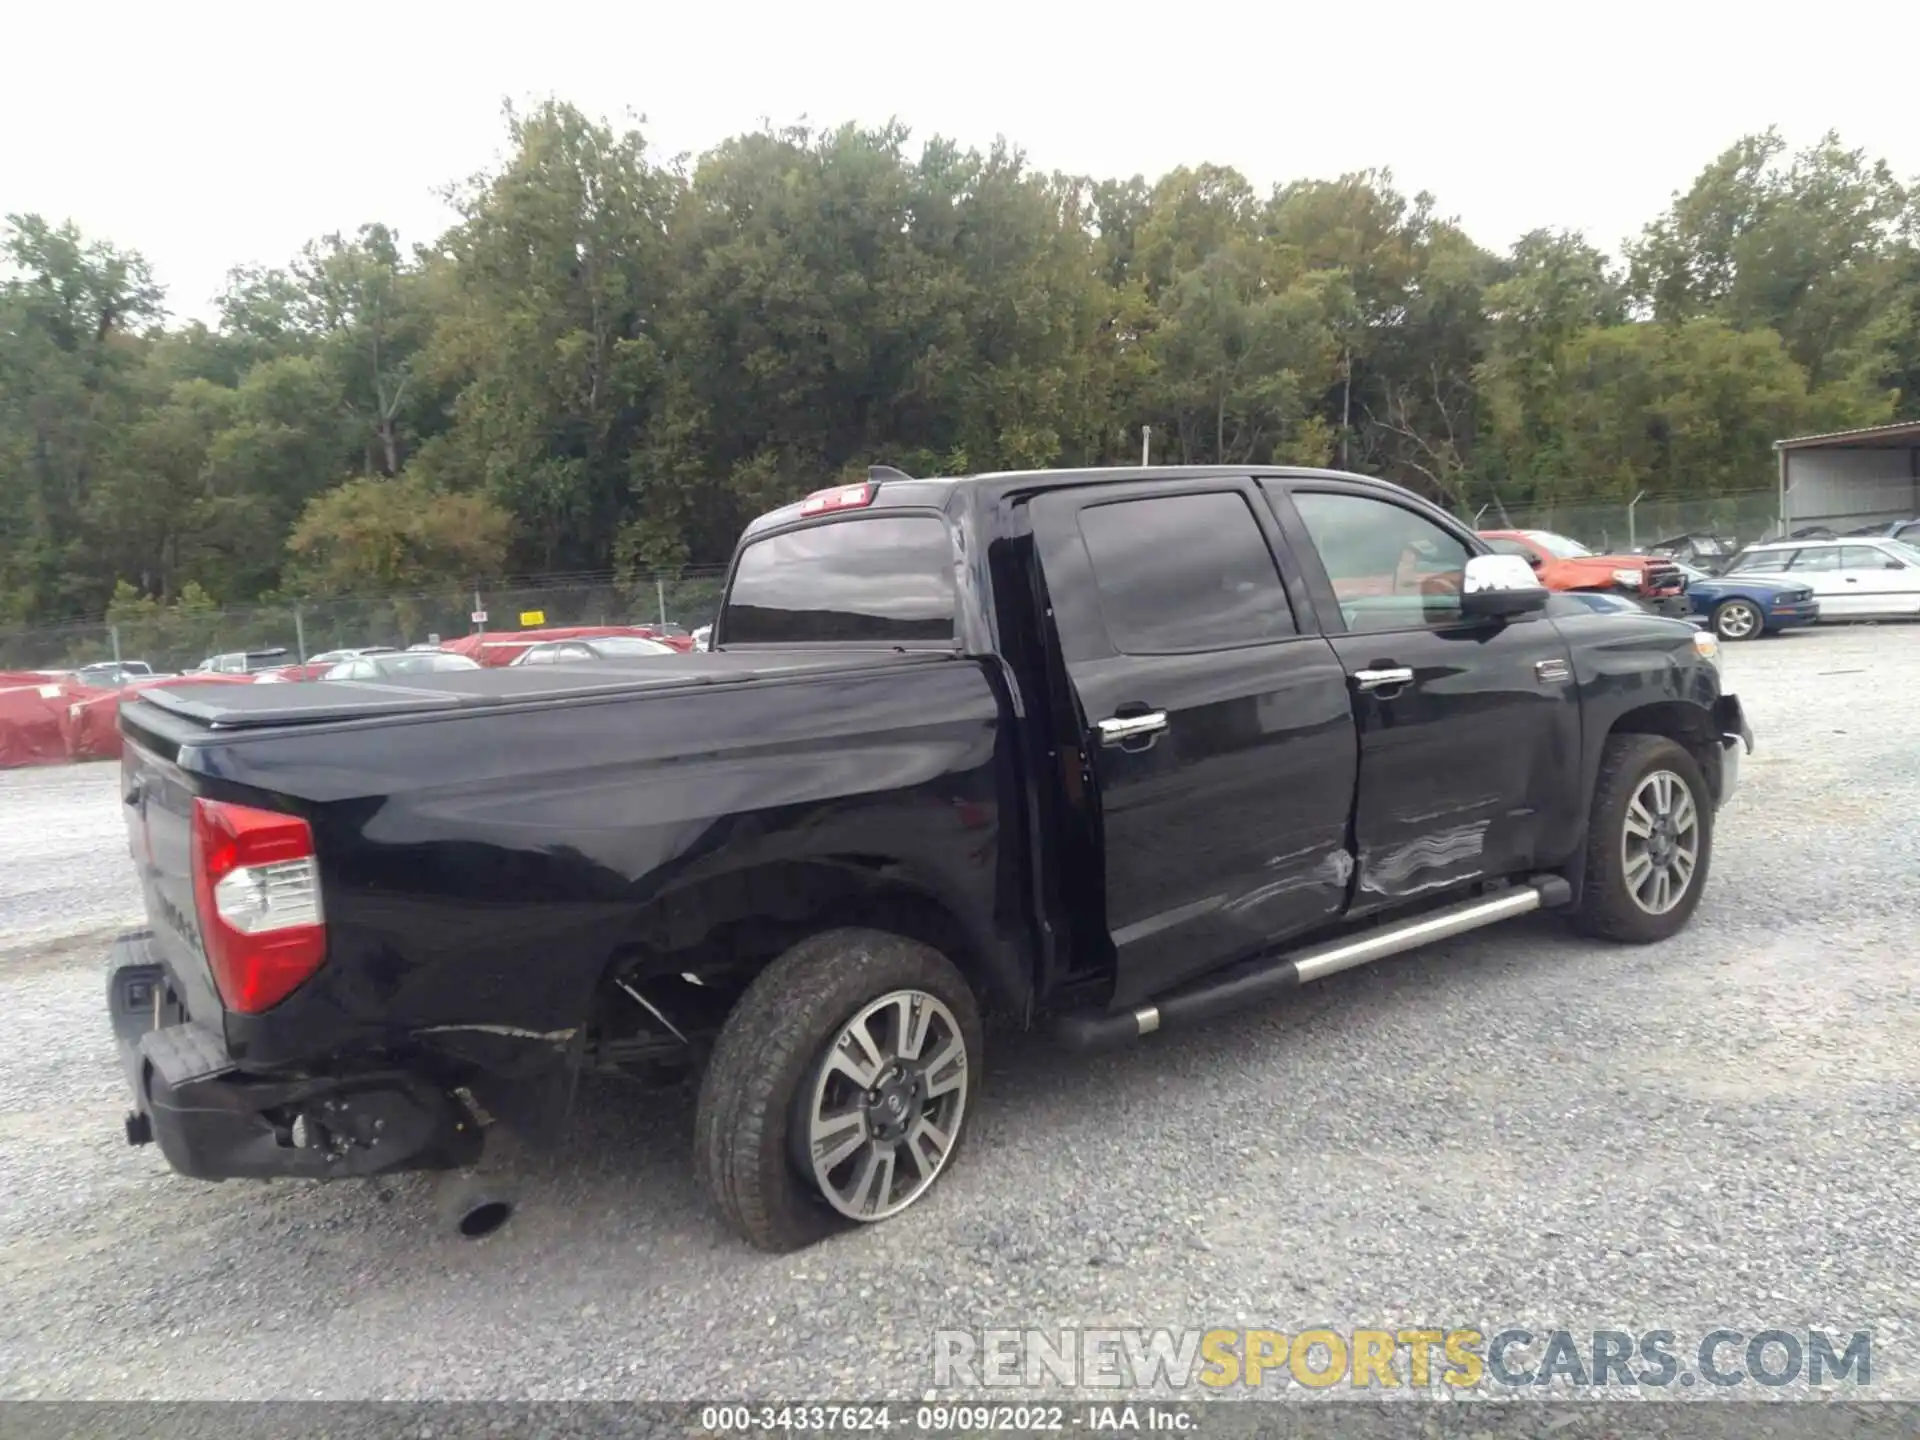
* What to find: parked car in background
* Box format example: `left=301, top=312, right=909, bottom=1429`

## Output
left=72, top=661, right=161, bottom=688
left=255, top=647, right=403, bottom=684
left=692, top=624, right=713, bottom=652
left=1547, top=590, right=1650, bottom=617
left=1477, top=529, right=1689, bottom=616
left=510, top=635, right=680, bottom=665
left=1644, top=533, right=1739, bottom=573
left=321, top=652, right=483, bottom=682
left=1842, top=517, right=1920, bottom=545
left=194, top=648, right=290, bottom=675
left=1670, top=561, right=1819, bottom=640
left=442, top=625, right=687, bottom=667
left=1722, top=537, right=1920, bottom=619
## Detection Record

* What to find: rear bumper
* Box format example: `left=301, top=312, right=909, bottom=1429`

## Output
left=106, top=930, right=482, bottom=1180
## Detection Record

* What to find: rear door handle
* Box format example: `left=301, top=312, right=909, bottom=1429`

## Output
left=1352, top=667, right=1415, bottom=692
left=1097, top=711, right=1169, bottom=746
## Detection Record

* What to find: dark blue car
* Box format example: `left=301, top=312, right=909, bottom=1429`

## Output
left=1672, top=561, right=1819, bottom=640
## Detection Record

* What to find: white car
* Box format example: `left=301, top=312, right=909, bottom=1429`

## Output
left=322, top=652, right=483, bottom=682
left=1723, top=536, right=1920, bottom=619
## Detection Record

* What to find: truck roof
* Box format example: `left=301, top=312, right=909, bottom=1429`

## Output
left=740, top=464, right=1415, bottom=540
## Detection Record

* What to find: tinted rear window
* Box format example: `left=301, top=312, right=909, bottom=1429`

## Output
left=1074, top=492, right=1295, bottom=653
left=721, top=516, right=956, bottom=644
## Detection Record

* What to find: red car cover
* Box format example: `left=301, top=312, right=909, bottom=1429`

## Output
left=1, top=679, right=109, bottom=768
left=59, top=673, right=255, bottom=763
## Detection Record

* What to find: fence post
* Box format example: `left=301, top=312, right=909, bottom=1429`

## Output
left=1627, top=490, right=1646, bottom=551
left=110, top=623, right=122, bottom=667
left=656, top=576, right=668, bottom=626
left=293, top=605, right=307, bottom=664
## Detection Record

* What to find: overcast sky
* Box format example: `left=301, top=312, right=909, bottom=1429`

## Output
left=6, top=0, right=1916, bottom=324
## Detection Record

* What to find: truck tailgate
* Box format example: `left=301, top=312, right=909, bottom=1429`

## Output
left=119, top=726, right=228, bottom=1032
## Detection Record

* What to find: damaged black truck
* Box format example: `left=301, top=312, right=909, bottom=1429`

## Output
left=107, top=465, right=1752, bottom=1251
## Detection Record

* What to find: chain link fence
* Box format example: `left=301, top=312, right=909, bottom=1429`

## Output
left=1462, top=489, right=1782, bottom=556
left=0, top=569, right=731, bottom=677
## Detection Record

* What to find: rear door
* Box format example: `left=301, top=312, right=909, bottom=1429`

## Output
left=1265, top=481, right=1582, bottom=911
left=1782, top=546, right=1854, bottom=612
left=1028, top=481, right=1358, bottom=1007
left=1834, top=543, right=1920, bottom=615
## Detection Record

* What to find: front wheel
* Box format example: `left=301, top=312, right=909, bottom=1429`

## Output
left=1567, top=734, right=1713, bottom=943
left=693, top=928, right=982, bottom=1252
left=1711, top=598, right=1763, bottom=641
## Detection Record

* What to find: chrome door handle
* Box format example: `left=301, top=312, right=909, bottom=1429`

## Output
left=1352, top=667, right=1415, bottom=692
left=1098, top=711, right=1169, bottom=746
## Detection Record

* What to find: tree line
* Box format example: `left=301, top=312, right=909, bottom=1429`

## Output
left=3, top=104, right=1916, bottom=628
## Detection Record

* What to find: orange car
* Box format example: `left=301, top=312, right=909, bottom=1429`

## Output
left=1477, top=529, right=1689, bottom=616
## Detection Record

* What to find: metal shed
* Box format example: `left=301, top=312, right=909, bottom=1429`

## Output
left=1777, top=420, right=1920, bottom=534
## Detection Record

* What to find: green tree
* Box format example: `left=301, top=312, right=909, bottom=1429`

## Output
left=420, top=100, right=679, bottom=572
left=0, top=214, right=166, bottom=620
left=285, top=473, right=511, bottom=595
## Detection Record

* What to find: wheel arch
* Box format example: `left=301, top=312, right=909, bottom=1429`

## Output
left=1561, top=699, right=1724, bottom=908
left=597, top=856, right=1028, bottom=1034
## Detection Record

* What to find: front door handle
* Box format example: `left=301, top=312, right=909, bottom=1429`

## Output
left=1352, top=667, right=1415, bottom=693
left=1097, top=711, right=1169, bottom=747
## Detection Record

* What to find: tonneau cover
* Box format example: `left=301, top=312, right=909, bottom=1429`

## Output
left=135, top=650, right=945, bottom=731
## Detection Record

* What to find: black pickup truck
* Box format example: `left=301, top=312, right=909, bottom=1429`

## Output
left=107, top=465, right=1751, bottom=1250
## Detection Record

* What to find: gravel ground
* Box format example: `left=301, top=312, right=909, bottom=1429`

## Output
left=1, top=626, right=1916, bottom=1406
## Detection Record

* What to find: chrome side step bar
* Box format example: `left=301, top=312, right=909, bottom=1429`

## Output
left=1053, top=875, right=1571, bottom=1053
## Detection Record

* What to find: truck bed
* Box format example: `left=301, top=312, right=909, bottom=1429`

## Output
left=136, top=650, right=948, bottom=732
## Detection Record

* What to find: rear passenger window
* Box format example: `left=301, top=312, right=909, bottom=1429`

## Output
left=1075, top=492, right=1295, bottom=654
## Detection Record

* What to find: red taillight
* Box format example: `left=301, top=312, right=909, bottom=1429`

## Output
left=190, top=798, right=326, bottom=1014
left=799, top=482, right=875, bottom=516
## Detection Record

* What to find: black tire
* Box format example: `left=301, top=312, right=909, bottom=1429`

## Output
left=1567, top=734, right=1713, bottom=943
left=693, top=927, right=983, bottom=1253
left=1710, top=598, right=1763, bottom=641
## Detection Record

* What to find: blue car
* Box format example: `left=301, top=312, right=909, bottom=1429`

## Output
left=1672, top=561, right=1819, bottom=640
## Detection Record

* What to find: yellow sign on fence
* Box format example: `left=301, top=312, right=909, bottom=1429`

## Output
left=519, top=610, right=546, bottom=627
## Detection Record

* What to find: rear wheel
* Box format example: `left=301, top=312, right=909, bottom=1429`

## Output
left=1711, top=598, right=1762, bottom=641
left=693, top=928, right=982, bottom=1252
left=1568, top=734, right=1712, bottom=943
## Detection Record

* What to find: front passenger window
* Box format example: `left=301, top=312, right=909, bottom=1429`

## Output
left=1290, top=491, right=1472, bottom=633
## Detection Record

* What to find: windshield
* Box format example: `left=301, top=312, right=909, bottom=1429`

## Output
left=1885, top=540, right=1920, bottom=568
left=1523, top=530, right=1595, bottom=559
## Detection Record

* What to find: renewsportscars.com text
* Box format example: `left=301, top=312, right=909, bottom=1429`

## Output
left=932, top=1327, right=1872, bottom=1392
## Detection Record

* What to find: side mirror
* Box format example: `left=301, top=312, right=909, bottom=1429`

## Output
left=1461, top=553, right=1551, bottom=619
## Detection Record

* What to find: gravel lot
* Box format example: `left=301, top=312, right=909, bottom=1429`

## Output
left=2, top=626, right=1916, bottom=1404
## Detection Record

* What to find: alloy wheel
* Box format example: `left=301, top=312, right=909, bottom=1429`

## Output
left=804, top=989, right=969, bottom=1222
left=1715, top=602, right=1759, bottom=640
left=1620, top=769, right=1700, bottom=916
